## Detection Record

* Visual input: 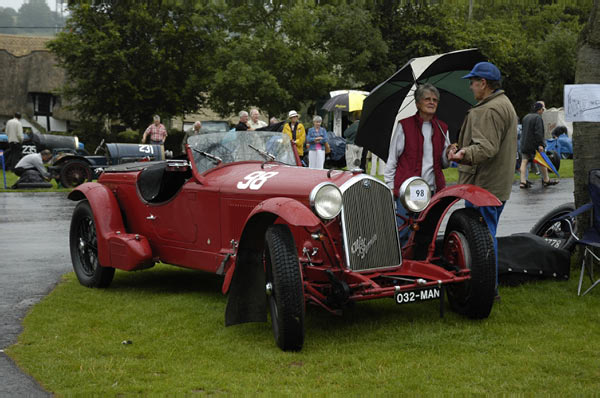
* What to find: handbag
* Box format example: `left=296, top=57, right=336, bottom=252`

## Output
left=324, top=142, right=331, bottom=154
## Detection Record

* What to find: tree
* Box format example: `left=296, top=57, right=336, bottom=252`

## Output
left=0, top=7, right=17, bottom=35
left=48, top=1, right=218, bottom=133
left=207, top=3, right=335, bottom=118
left=573, top=0, right=600, bottom=237
left=314, top=4, right=390, bottom=89
left=18, top=0, right=61, bottom=36
left=206, top=3, right=389, bottom=118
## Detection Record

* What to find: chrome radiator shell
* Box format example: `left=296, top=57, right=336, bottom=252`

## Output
left=339, top=175, right=402, bottom=272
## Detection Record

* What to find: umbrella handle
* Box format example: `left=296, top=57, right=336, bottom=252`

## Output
left=435, top=120, right=451, bottom=146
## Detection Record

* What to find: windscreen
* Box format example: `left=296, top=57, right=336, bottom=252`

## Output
left=187, top=130, right=297, bottom=174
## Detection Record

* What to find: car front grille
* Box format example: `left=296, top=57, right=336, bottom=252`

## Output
left=340, top=175, right=402, bottom=272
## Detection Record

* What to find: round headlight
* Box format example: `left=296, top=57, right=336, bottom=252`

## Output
left=399, top=177, right=431, bottom=213
left=309, top=182, right=342, bottom=220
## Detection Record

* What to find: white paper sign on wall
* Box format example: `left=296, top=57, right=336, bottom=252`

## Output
left=564, top=84, right=600, bottom=122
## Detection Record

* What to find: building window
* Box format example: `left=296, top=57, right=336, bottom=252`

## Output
left=29, top=92, right=55, bottom=116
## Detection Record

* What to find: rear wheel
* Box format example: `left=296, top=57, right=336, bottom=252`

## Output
left=60, top=159, right=93, bottom=188
left=443, top=208, right=495, bottom=319
left=70, top=200, right=115, bottom=288
left=530, top=202, right=576, bottom=252
left=264, top=224, right=304, bottom=351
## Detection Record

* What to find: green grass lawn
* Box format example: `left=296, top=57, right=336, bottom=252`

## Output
left=7, top=261, right=600, bottom=395
left=0, top=170, right=69, bottom=192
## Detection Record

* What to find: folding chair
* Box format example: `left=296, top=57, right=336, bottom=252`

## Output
left=560, top=168, right=600, bottom=296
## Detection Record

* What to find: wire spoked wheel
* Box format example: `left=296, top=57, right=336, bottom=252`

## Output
left=60, top=160, right=93, bottom=188
left=443, top=208, right=495, bottom=319
left=70, top=200, right=114, bottom=288
left=530, top=202, right=576, bottom=252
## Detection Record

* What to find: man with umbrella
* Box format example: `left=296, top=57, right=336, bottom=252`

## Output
left=448, top=62, right=518, bottom=298
left=384, top=83, right=451, bottom=240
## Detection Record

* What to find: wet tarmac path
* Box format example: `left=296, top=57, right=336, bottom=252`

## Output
left=0, top=179, right=574, bottom=396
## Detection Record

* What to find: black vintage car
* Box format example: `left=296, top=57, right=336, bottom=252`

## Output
left=50, top=140, right=171, bottom=187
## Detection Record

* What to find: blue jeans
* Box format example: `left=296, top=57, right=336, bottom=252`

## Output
left=395, top=196, right=410, bottom=246
left=465, top=200, right=506, bottom=291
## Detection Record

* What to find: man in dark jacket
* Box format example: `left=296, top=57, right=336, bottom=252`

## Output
left=519, top=101, right=558, bottom=188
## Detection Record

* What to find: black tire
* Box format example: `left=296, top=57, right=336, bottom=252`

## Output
left=60, top=159, right=93, bottom=188
left=70, top=200, right=115, bottom=288
left=443, top=208, right=496, bottom=319
left=264, top=224, right=305, bottom=351
left=530, top=202, right=576, bottom=252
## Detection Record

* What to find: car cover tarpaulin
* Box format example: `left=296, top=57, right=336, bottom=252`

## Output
left=498, top=232, right=570, bottom=286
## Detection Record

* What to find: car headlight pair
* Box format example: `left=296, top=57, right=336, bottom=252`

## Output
left=398, top=177, right=431, bottom=212
left=309, top=183, right=342, bottom=220
left=308, top=177, right=431, bottom=220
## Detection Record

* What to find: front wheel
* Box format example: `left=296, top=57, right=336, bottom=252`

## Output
left=70, top=200, right=115, bottom=288
left=264, top=224, right=305, bottom=351
left=60, top=159, right=93, bottom=188
left=443, top=208, right=495, bottom=319
left=530, top=203, right=576, bottom=252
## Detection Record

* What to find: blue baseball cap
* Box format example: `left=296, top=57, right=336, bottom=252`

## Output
left=462, top=62, right=501, bottom=81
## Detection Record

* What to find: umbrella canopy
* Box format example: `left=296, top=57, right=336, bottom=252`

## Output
left=355, top=49, right=486, bottom=160
left=322, top=91, right=368, bottom=112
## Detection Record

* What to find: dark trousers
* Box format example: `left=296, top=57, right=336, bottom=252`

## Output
left=6, top=142, right=22, bottom=170
left=13, top=167, right=29, bottom=177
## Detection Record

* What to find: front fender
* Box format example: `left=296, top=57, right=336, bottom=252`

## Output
left=246, top=197, right=321, bottom=228
left=434, top=184, right=501, bottom=207
left=53, top=153, right=91, bottom=166
left=68, top=183, right=152, bottom=269
left=224, top=198, right=320, bottom=326
left=224, top=197, right=320, bottom=295
left=409, top=184, right=501, bottom=260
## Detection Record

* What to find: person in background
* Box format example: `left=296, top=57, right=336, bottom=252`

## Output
left=518, top=101, right=558, bottom=188
left=142, top=115, right=167, bottom=145
left=282, top=110, right=306, bottom=159
left=13, top=149, right=52, bottom=180
left=181, top=121, right=202, bottom=154
left=343, top=113, right=365, bottom=169
left=384, top=83, right=451, bottom=239
left=5, top=112, right=24, bottom=171
left=547, top=125, right=573, bottom=159
left=269, top=117, right=279, bottom=126
left=306, top=115, right=329, bottom=169
left=447, top=61, right=518, bottom=300
left=248, top=109, right=267, bottom=130
left=235, top=111, right=252, bottom=131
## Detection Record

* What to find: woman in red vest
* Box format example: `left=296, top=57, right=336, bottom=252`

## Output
left=384, top=83, right=452, bottom=241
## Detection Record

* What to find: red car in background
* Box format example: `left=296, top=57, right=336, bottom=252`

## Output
left=68, top=130, right=499, bottom=351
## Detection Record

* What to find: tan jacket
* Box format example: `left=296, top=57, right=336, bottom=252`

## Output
left=456, top=90, right=518, bottom=201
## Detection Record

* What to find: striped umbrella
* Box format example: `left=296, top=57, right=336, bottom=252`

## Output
left=355, top=49, right=486, bottom=160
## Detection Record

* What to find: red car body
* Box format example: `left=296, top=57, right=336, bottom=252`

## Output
left=68, top=130, right=500, bottom=351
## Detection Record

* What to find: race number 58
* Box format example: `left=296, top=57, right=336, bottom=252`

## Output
left=237, top=171, right=278, bottom=190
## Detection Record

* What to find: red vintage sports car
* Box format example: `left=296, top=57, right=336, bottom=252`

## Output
left=68, top=130, right=500, bottom=351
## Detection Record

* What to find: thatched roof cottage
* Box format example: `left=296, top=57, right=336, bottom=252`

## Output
left=0, top=34, right=74, bottom=133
